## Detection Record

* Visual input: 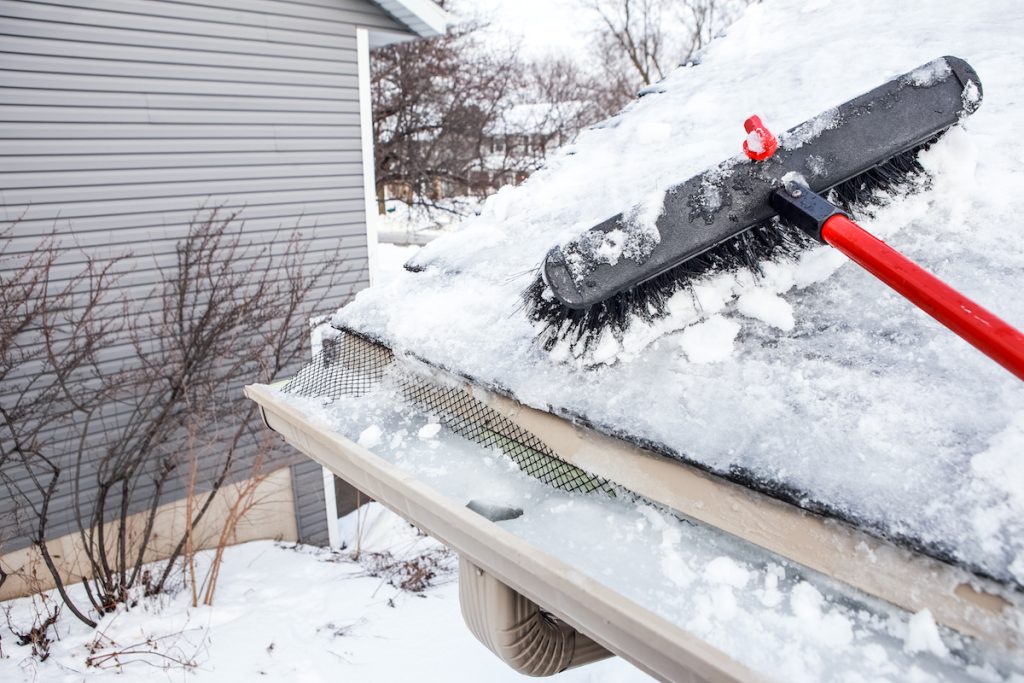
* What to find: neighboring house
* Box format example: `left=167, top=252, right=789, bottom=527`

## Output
left=484, top=101, right=594, bottom=168
left=0, top=0, right=447, bottom=597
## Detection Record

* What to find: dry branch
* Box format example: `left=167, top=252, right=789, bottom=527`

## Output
left=1, top=207, right=355, bottom=626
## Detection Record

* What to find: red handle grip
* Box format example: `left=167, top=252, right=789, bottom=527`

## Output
left=821, top=215, right=1024, bottom=381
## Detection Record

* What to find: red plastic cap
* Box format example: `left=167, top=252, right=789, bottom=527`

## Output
left=743, top=115, right=778, bottom=161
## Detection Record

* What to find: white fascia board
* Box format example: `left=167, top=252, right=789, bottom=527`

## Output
left=371, top=0, right=452, bottom=38
left=356, top=28, right=379, bottom=286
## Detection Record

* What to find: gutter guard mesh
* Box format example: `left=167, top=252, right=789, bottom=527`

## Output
left=281, top=332, right=616, bottom=497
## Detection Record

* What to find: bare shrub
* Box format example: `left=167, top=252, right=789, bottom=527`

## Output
left=85, top=620, right=202, bottom=672
left=0, top=208, right=356, bottom=626
left=1, top=221, right=124, bottom=624
left=371, top=6, right=522, bottom=209
left=362, top=547, right=455, bottom=593
left=194, top=435, right=273, bottom=607
left=4, top=596, right=61, bottom=662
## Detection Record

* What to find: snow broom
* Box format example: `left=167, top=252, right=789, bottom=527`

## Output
left=525, top=56, right=1024, bottom=380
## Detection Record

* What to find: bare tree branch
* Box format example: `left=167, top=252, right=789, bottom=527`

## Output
left=1, top=207, right=354, bottom=626
left=582, top=0, right=754, bottom=112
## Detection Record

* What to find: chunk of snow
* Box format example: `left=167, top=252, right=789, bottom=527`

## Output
left=695, top=171, right=727, bottom=213
left=418, top=422, right=442, bottom=440
left=789, top=581, right=854, bottom=650
left=710, top=585, right=738, bottom=622
left=595, top=228, right=626, bottom=265
left=903, top=609, right=949, bottom=658
left=679, top=315, right=740, bottom=363
left=793, top=247, right=846, bottom=287
left=1012, top=554, right=1024, bottom=586
left=621, top=188, right=666, bottom=259
left=745, top=130, right=765, bottom=154
left=758, top=566, right=784, bottom=608
left=358, top=424, right=383, bottom=449
left=704, top=556, right=750, bottom=588
left=640, top=506, right=696, bottom=588
left=780, top=107, right=841, bottom=150
left=962, top=79, right=982, bottom=111
left=736, top=289, right=795, bottom=331
left=589, top=329, right=622, bottom=366
left=790, top=581, right=824, bottom=621
left=805, top=154, right=827, bottom=177
left=903, top=58, right=952, bottom=87
left=968, top=413, right=1024, bottom=556
left=971, top=413, right=1024, bottom=506
left=780, top=170, right=808, bottom=189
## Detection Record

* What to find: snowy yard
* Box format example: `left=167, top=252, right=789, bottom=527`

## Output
left=0, top=504, right=647, bottom=682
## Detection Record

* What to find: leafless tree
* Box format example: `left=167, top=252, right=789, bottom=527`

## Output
left=588, top=0, right=669, bottom=87
left=584, top=0, right=754, bottom=112
left=371, top=16, right=522, bottom=212
left=679, top=0, right=736, bottom=61
left=1, top=209, right=352, bottom=627
left=519, top=56, right=607, bottom=145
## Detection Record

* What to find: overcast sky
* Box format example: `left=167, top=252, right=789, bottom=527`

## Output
left=464, top=0, right=599, bottom=61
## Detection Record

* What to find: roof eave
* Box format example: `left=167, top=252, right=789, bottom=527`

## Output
left=370, top=0, right=452, bottom=38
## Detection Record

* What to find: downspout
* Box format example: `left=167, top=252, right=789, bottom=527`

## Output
left=459, top=556, right=613, bottom=676
left=257, top=399, right=614, bottom=676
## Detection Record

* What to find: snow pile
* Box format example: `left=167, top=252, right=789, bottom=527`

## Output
left=334, top=0, right=1024, bottom=586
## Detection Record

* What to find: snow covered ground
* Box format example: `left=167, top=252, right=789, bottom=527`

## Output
left=0, top=504, right=647, bottom=682
left=375, top=243, right=420, bottom=285
left=376, top=197, right=483, bottom=244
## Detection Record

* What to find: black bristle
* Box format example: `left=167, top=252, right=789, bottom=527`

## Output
left=828, top=140, right=930, bottom=211
left=523, top=138, right=935, bottom=354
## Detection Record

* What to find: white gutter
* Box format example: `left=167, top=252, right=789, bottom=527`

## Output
left=471, top=385, right=1021, bottom=650
left=245, top=383, right=758, bottom=683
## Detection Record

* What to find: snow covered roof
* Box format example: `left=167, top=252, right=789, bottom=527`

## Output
left=336, top=0, right=1024, bottom=589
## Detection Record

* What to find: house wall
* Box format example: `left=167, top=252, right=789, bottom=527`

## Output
left=0, top=0, right=410, bottom=555
left=0, top=466, right=299, bottom=601
left=291, top=457, right=331, bottom=545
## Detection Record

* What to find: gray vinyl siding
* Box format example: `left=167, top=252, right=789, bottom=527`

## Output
left=291, top=457, right=330, bottom=546
left=0, top=0, right=412, bottom=553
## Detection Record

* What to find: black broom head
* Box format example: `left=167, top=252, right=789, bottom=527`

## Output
left=522, top=142, right=932, bottom=354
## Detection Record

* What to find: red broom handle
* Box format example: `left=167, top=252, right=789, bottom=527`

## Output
left=821, top=215, right=1024, bottom=381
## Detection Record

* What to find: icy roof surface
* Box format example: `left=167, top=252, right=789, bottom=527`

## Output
left=336, top=0, right=1024, bottom=585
